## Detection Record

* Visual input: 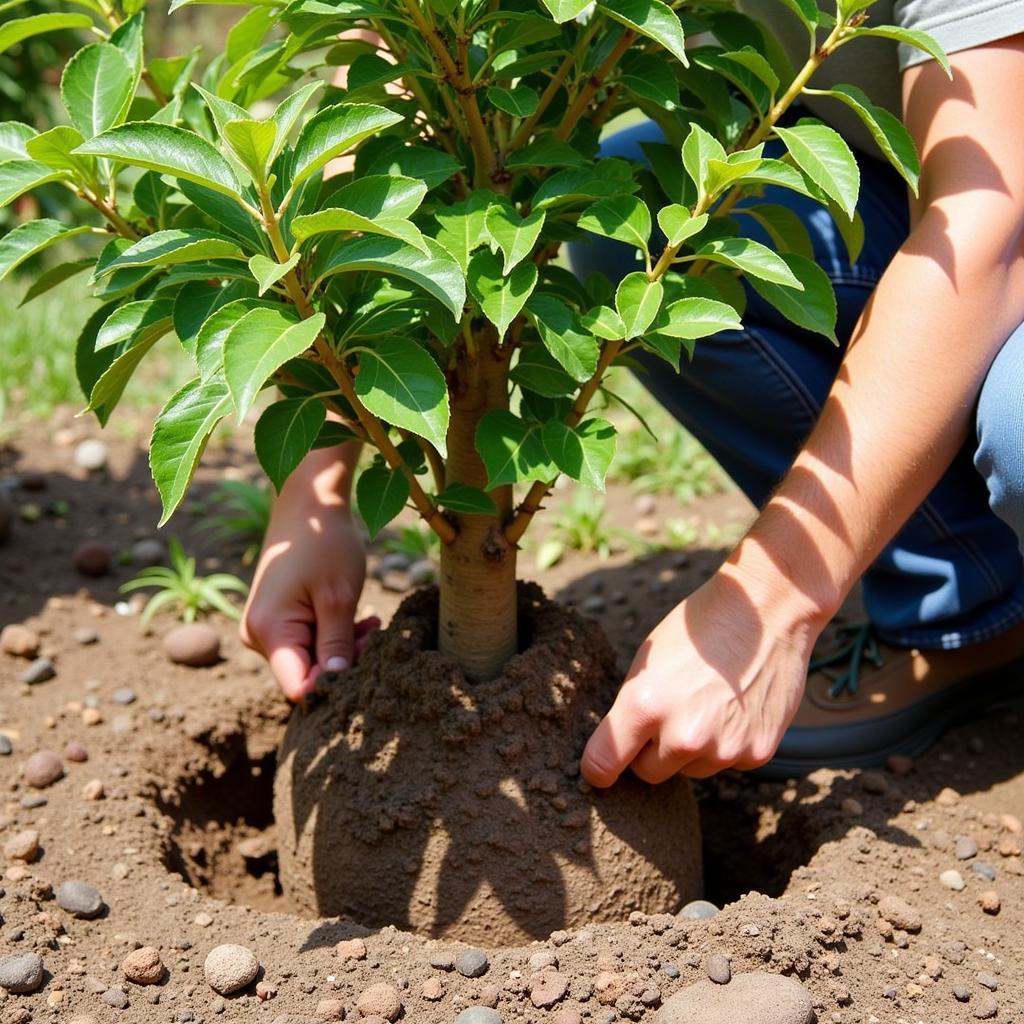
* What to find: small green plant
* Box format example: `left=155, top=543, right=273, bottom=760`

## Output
left=536, top=490, right=640, bottom=570
left=120, top=536, right=249, bottom=622
left=613, top=424, right=723, bottom=505
left=197, top=479, right=271, bottom=565
left=381, top=521, right=440, bottom=561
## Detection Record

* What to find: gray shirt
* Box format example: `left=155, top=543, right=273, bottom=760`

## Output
left=743, top=0, right=1024, bottom=154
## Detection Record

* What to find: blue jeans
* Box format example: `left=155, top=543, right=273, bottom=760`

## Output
left=569, top=121, right=1024, bottom=650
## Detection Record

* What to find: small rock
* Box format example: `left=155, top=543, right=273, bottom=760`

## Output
left=936, top=787, right=961, bottom=807
left=3, top=830, right=39, bottom=863
left=122, top=947, right=165, bottom=986
left=528, top=951, right=558, bottom=973
left=594, top=972, right=626, bottom=1006
left=456, top=948, right=489, bottom=978
left=679, top=900, right=719, bottom=921
left=429, top=953, right=454, bottom=971
left=23, top=750, right=63, bottom=788
left=877, top=895, right=922, bottom=933
left=336, top=937, right=367, bottom=961
left=0, top=735, right=11, bottom=756
left=194, top=912, right=213, bottom=928
left=887, top=754, right=914, bottom=775
left=955, top=836, right=979, bottom=860
left=939, top=869, right=965, bottom=891
left=0, top=625, right=39, bottom=658
left=455, top=1011, right=503, bottom=1024
left=978, top=890, right=1000, bottom=914
left=0, top=952, right=43, bottom=994
left=164, top=623, right=221, bottom=667
left=204, top=945, right=259, bottom=995
left=653, top=973, right=813, bottom=1024
left=971, top=861, right=997, bottom=882
left=840, top=798, right=863, bottom=816
left=355, top=983, right=401, bottom=1021
left=953, top=985, right=970, bottom=1001
left=112, top=688, right=137, bottom=706
left=972, top=994, right=998, bottom=1019
left=860, top=771, right=888, bottom=795
left=64, top=742, right=88, bottom=763
left=530, top=971, right=569, bottom=1008
left=705, top=955, right=731, bottom=985
left=255, top=980, right=276, bottom=1001
left=74, top=439, right=109, bottom=471
left=315, top=998, right=346, bottom=1020
left=73, top=541, right=110, bottom=577
left=101, top=988, right=129, bottom=1009
left=20, top=657, right=56, bottom=685
left=131, top=539, right=165, bottom=566
left=422, top=976, right=444, bottom=1001
left=977, top=973, right=999, bottom=992
left=408, top=560, right=436, bottom=586
left=73, top=627, right=99, bottom=646
left=634, top=494, right=657, bottom=516
left=57, top=880, right=104, bottom=918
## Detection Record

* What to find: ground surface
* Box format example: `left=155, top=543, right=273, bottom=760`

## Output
left=1, top=420, right=1022, bottom=1024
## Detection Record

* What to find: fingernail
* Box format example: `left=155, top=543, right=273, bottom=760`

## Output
left=325, top=656, right=349, bottom=672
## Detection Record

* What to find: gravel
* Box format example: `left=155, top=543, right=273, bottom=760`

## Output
left=73, top=541, right=110, bottom=577
left=955, top=836, right=979, bottom=860
left=356, top=982, right=402, bottom=1021
left=0, top=735, right=11, bottom=756
left=56, top=880, right=105, bottom=919
left=0, top=952, right=44, bottom=993
left=456, top=948, right=490, bottom=978
left=655, top=973, right=814, bottom=1024
left=131, top=538, right=165, bottom=566
left=20, top=657, right=56, bottom=685
left=101, top=988, right=129, bottom=1009
left=112, top=688, right=137, bottom=705
left=23, top=750, right=63, bottom=788
left=64, top=741, right=89, bottom=762
left=877, top=894, right=922, bottom=932
left=0, top=624, right=40, bottom=658
left=530, top=971, right=569, bottom=1007
left=971, top=861, right=997, bottom=881
left=204, top=944, right=259, bottom=995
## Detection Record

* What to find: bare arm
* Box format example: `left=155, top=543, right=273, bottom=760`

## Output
left=582, top=35, right=1024, bottom=785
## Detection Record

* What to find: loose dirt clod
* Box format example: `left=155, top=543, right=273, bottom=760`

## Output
left=877, top=894, right=922, bottom=933
left=654, top=973, right=814, bottom=1024
left=203, top=944, right=259, bottom=995
left=122, top=947, right=165, bottom=986
left=355, top=982, right=402, bottom=1021
left=0, top=624, right=40, bottom=658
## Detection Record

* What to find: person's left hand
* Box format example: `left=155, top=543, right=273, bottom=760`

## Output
left=580, top=564, right=823, bottom=784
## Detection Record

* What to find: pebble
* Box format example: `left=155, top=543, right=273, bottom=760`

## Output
left=3, top=830, right=39, bottom=863
left=20, top=794, right=46, bottom=809
left=971, top=861, right=997, bottom=881
left=122, top=947, right=165, bottom=986
left=877, top=895, right=922, bottom=932
left=0, top=953, right=43, bottom=994
left=422, top=976, right=444, bottom=1000
left=56, top=880, right=104, bottom=919
left=73, top=541, right=110, bottom=577
left=336, top=937, right=367, bottom=961
left=679, top=900, right=720, bottom=921
left=315, top=998, right=345, bottom=1020
left=0, top=625, right=40, bottom=658
left=953, top=985, right=970, bottom=1001
left=64, top=741, right=88, bottom=762
left=23, top=750, right=63, bottom=788
left=977, top=972, right=999, bottom=991
left=936, top=786, right=961, bottom=806
left=978, top=890, right=1000, bottom=914
left=886, top=754, right=914, bottom=775
left=408, top=559, right=436, bottom=586
left=74, top=439, right=109, bottom=471
left=131, top=538, right=165, bottom=566
left=939, top=869, right=965, bottom=891
left=634, top=493, right=657, bottom=516
left=973, top=994, right=998, bottom=1019
left=860, top=770, right=888, bottom=795
left=163, top=623, right=221, bottom=667
left=81, top=777, right=104, bottom=801
left=955, top=836, right=979, bottom=860
left=112, top=688, right=137, bottom=705
left=20, top=657, right=56, bottom=685
left=0, top=735, right=11, bottom=756
left=73, top=627, right=99, bottom=645
left=705, top=955, right=731, bottom=985
left=194, top=912, right=213, bottom=928
left=101, top=988, right=129, bottom=1009
left=654, top=973, right=813, bottom=1024
left=380, top=569, right=411, bottom=592
left=204, top=945, right=259, bottom=995
left=356, top=982, right=401, bottom=1021
left=530, top=971, right=569, bottom=1007
left=455, top=1011, right=503, bottom=1024
left=528, top=951, right=558, bottom=973
left=456, top=948, right=489, bottom=978
left=429, top=952, right=454, bottom=971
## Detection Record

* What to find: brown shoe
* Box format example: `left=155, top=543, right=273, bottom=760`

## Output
left=761, top=620, right=1024, bottom=779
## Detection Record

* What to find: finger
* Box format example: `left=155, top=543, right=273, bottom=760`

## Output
left=268, top=643, right=314, bottom=702
left=351, top=615, right=381, bottom=662
left=679, top=756, right=728, bottom=779
left=581, top=698, right=655, bottom=789
left=313, top=589, right=356, bottom=675
left=630, top=740, right=690, bottom=785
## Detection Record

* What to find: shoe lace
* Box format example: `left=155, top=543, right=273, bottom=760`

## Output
left=808, top=621, right=884, bottom=699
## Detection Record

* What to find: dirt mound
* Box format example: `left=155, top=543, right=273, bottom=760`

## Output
left=274, top=582, right=703, bottom=945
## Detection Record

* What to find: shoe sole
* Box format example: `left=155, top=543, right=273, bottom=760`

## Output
left=756, top=657, right=1024, bottom=781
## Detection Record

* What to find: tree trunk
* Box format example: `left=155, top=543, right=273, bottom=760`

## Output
left=438, top=334, right=518, bottom=681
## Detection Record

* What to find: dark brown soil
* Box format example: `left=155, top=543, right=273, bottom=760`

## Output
left=0, top=421, right=1022, bottom=1023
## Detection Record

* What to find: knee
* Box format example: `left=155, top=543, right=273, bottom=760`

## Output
left=976, top=325, right=1024, bottom=546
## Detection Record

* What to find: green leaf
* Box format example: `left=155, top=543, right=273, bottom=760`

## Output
left=767, top=0, right=819, bottom=30
left=20, top=258, right=94, bottom=305
left=316, top=173, right=427, bottom=221
left=248, top=252, right=300, bottom=295
left=355, top=461, right=410, bottom=539
left=60, top=43, right=135, bottom=141
left=694, top=237, right=803, bottom=288
left=720, top=47, right=779, bottom=96
left=505, top=138, right=588, bottom=170
left=539, top=0, right=593, bottom=22
left=435, top=483, right=497, bottom=516
left=75, top=300, right=120, bottom=405
left=468, top=248, right=537, bottom=337
left=24, top=126, right=95, bottom=181
left=820, top=83, right=920, bottom=194
left=850, top=26, right=950, bottom=77
left=291, top=207, right=426, bottom=252
left=76, top=123, right=242, bottom=200
left=484, top=204, right=545, bottom=274
left=657, top=206, right=708, bottom=247
left=312, top=236, right=466, bottom=319
left=527, top=293, right=599, bottom=382
left=511, top=344, right=577, bottom=398
left=542, top=418, right=616, bottom=491
left=255, top=396, right=327, bottom=492
left=223, top=117, right=278, bottom=183
left=475, top=409, right=551, bottom=488
left=773, top=122, right=860, bottom=219
left=578, top=194, right=651, bottom=253
left=150, top=375, right=234, bottom=525
left=597, top=0, right=688, bottom=66
left=194, top=296, right=278, bottom=378
left=0, top=219, right=91, bottom=283
left=0, top=160, right=69, bottom=208
left=355, top=336, right=450, bottom=456
left=0, top=13, right=92, bottom=55
left=487, top=85, right=539, bottom=117
left=172, top=279, right=258, bottom=358
left=681, top=122, right=726, bottom=197
left=741, top=157, right=820, bottom=200
left=581, top=304, right=626, bottom=341
left=108, top=9, right=145, bottom=81
left=93, top=230, right=246, bottom=276
left=292, top=103, right=404, bottom=189
left=0, top=121, right=35, bottom=161
left=222, top=307, right=326, bottom=419
left=616, top=271, right=663, bottom=339
left=435, top=189, right=492, bottom=272
left=735, top=203, right=815, bottom=260
left=364, top=144, right=462, bottom=190
left=95, top=297, right=174, bottom=351
left=746, top=252, right=837, bottom=343
left=653, top=296, right=742, bottom=339
left=268, top=80, right=324, bottom=164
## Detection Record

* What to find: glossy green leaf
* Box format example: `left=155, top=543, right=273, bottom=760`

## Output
left=0, top=121, right=35, bottom=161
left=95, top=297, right=174, bottom=351
left=268, top=80, right=324, bottom=164
left=24, top=126, right=95, bottom=181
left=511, top=344, right=578, bottom=398
left=487, top=85, right=539, bottom=117
left=850, top=26, right=950, bottom=76
left=735, top=203, right=815, bottom=260
left=746, top=252, right=837, bottom=343
left=0, top=13, right=92, bottom=55
left=681, top=122, right=726, bottom=197
left=657, top=206, right=708, bottom=247
left=0, top=160, right=69, bottom=208
left=578, top=194, right=651, bottom=252
left=355, top=461, right=410, bottom=539
left=255, top=396, right=327, bottom=492
left=0, top=219, right=91, bottom=283
left=435, top=482, right=497, bottom=516
left=539, top=0, right=593, bottom=22
left=292, top=103, right=404, bottom=188
left=527, top=293, right=599, bottom=382
left=616, top=271, right=663, bottom=339
left=693, top=237, right=803, bottom=288
left=61, top=43, right=135, bottom=141
left=652, top=296, right=742, bottom=339
left=581, top=304, right=626, bottom=341
left=542, top=418, right=616, bottom=491
left=484, top=204, right=545, bottom=274
left=468, top=249, right=537, bottom=337
left=223, top=117, right=278, bottom=183
left=291, top=207, right=426, bottom=252
left=773, top=122, right=860, bottom=219
left=194, top=296, right=279, bottom=378
left=597, top=0, right=688, bottom=66
left=475, top=409, right=551, bottom=488
left=19, top=258, right=94, bottom=305
left=94, top=230, right=246, bottom=276
left=435, top=189, right=492, bottom=272
left=248, top=252, right=300, bottom=295
left=172, top=279, right=259, bottom=358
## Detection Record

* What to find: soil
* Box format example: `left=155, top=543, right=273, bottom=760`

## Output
left=0, top=417, right=1022, bottom=1023
left=275, top=583, right=702, bottom=946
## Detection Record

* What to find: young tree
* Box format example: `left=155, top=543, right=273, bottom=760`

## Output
left=0, top=0, right=943, bottom=681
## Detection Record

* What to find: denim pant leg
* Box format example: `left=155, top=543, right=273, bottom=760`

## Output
left=568, top=122, right=1024, bottom=649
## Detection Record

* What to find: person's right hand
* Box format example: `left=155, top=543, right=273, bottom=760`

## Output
left=240, top=481, right=378, bottom=702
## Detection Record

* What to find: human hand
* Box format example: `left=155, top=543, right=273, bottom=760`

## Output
left=241, top=476, right=378, bottom=702
left=581, top=561, right=824, bottom=784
